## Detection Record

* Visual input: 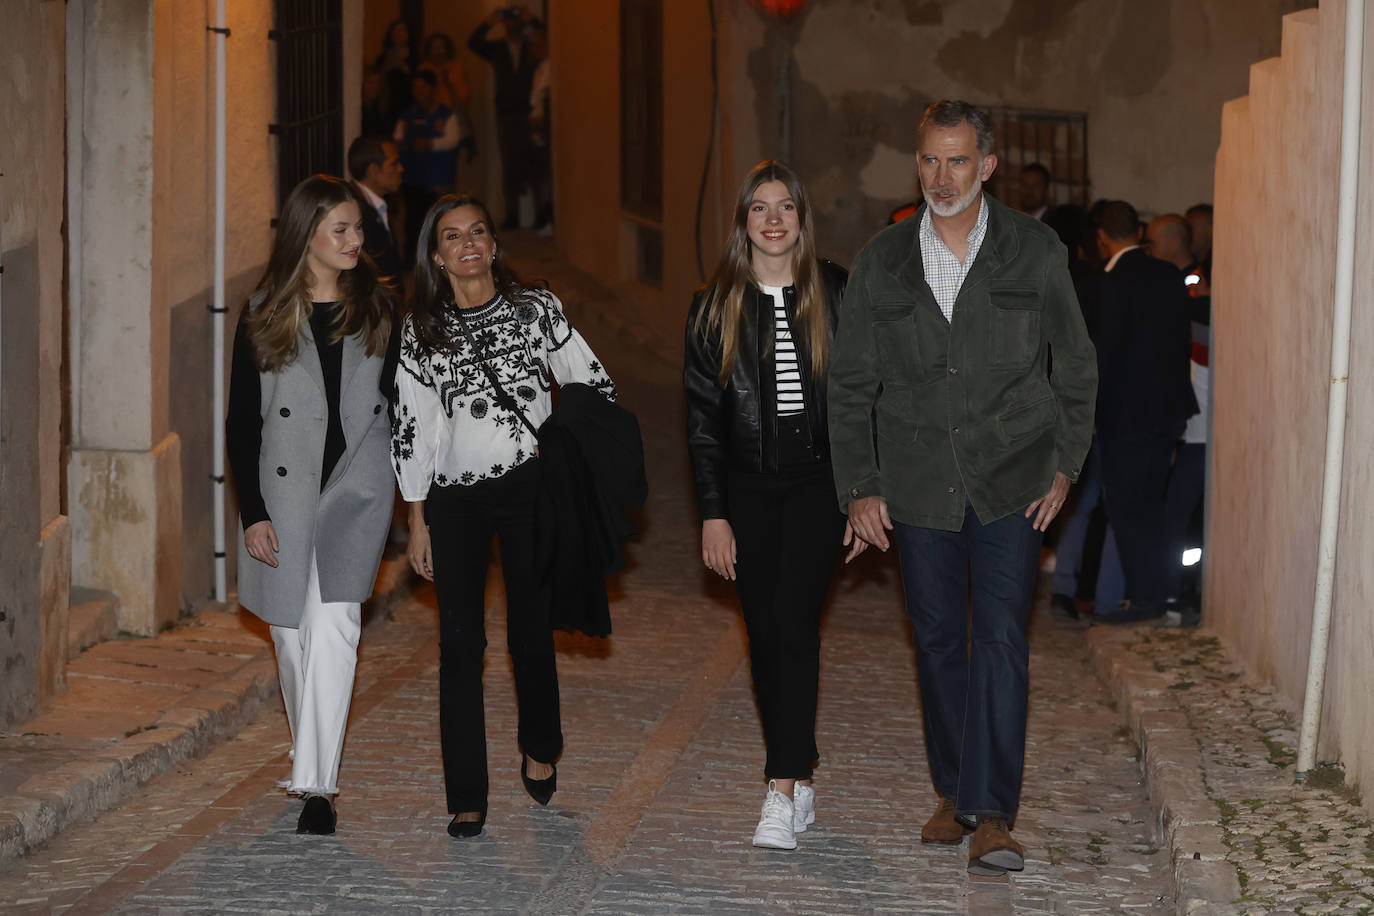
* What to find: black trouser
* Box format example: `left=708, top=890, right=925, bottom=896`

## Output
left=426, top=460, right=562, bottom=813
left=495, top=114, right=534, bottom=225
left=1099, top=433, right=1177, bottom=609
left=726, top=426, right=845, bottom=780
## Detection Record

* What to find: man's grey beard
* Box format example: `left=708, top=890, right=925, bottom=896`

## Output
left=923, top=178, right=983, bottom=218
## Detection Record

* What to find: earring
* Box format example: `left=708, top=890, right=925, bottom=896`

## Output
left=438, top=264, right=447, bottom=271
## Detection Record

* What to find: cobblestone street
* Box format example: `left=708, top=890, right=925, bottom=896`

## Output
left=0, top=247, right=1173, bottom=913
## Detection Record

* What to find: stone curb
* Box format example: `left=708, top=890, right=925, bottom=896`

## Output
left=0, top=556, right=414, bottom=863
left=1084, top=626, right=1243, bottom=915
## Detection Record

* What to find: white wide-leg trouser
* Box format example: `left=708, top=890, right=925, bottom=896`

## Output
left=269, top=553, right=362, bottom=796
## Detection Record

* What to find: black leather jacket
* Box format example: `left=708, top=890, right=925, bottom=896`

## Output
left=684, top=259, right=848, bottom=521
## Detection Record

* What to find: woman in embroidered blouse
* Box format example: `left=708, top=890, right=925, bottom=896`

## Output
left=392, top=194, right=613, bottom=838
left=684, top=160, right=864, bottom=851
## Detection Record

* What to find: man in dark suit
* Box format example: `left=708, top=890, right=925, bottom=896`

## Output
left=1092, top=200, right=1198, bottom=624
left=347, top=136, right=405, bottom=282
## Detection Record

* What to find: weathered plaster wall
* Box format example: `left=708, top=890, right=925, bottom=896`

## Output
left=756, top=0, right=1315, bottom=264
left=0, top=0, right=68, bottom=723
left=547, top=0, right=1311, bottom=348
left=546, top=0, right=724, bottom=340
left=548, top=0, right=620, bottom=285
left=1211, top=0, right=1374, bottom=810
left=154, top=0, right=274, bottom=607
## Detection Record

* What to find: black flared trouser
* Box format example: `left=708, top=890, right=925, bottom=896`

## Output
left=427, top=459, right=562, bottom=813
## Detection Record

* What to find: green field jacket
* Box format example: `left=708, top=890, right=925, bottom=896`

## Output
left=827, top=196, right=1097, bottom=532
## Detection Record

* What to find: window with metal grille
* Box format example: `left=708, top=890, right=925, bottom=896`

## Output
left=270, top=0, right=343, bottom=212
left=984, top=107, right=1090, bottom=210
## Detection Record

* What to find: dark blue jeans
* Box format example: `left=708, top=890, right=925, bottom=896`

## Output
left=893, top=501, right=1043, bottom=825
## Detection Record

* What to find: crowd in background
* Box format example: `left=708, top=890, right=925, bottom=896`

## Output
left=1020, top=170, right=1213, bottom=627
left=355, top=5, right=554, bottom=290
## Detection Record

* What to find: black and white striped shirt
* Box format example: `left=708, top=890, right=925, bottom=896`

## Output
left=761, top=285, right=805, bottom=417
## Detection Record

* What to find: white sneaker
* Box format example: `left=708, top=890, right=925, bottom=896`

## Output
left=752, top=780, right=797, bottom=849
left=792, top=782, right=815, bottom=833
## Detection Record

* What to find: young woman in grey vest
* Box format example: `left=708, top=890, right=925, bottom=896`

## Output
left=392, top=195, right=614, bottom=838
left=226, top=175, right=399, bottom=836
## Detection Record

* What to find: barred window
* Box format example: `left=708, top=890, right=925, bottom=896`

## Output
left=270, top=0, right=343, bottom=214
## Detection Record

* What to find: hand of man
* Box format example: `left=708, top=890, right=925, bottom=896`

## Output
left=848, top=496, right=892, bottom=551
left=842, top=519, right=869, bottom=563
left=244, top=520, right=280, bottom=568
left=701, top=518, right=737, bottom=581
left=1025, top=471, right=1071, bottom=532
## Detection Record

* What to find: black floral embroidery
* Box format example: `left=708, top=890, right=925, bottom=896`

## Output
left=392, top=411, right=417, bottom=462
left=396, top=289, right=616, bottom=490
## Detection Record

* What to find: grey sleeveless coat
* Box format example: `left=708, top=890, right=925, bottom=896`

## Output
left=236, top=322, right=395, bottom=628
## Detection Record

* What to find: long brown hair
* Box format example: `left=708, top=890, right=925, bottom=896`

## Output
left=244, top=175, right=395, bottom=368
left=408, top=194, right=535, bottom=356
left=693, top=160, right=828, bottom=388
left=245, top=175, right=393, bottom=371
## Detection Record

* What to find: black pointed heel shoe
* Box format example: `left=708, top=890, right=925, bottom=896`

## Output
left=447, top=811, right=487, bottom=838
left=521, top=755, right=557, bottom=805
left=296, top=794, right=337, bottom=835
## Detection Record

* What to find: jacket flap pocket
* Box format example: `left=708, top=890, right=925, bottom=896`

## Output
left=999, top=395, right=1057, bottom=442
left=988, top=284, right=1040, bottom=309
left=872, top=294, right=916, bottom=318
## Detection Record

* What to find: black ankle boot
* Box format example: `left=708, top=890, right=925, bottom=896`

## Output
left=521, top=755, right=557, bottom=805
left=448, top=811, right=486, bottom=838
left=296, top=795, right=336, bottom=835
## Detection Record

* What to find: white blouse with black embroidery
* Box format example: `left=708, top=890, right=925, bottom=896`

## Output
left=391, top=288, right=615, bottom=501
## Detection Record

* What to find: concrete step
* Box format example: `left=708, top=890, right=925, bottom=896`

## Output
left=66, top=587, right=119, bottom=660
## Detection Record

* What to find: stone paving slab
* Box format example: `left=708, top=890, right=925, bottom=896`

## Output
left=0, top=558, right=413, bottom=864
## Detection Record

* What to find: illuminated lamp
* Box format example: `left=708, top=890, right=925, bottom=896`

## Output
left=748, top=0, right=806, bottom=21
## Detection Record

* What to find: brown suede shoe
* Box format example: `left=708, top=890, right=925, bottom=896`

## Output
left=968, top=816, right=1025, bottom=875
left=920, top=795, right=970, bottom=845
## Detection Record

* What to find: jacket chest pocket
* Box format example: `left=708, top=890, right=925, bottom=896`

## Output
left=872, top=298, right=927, bottom=382
left=987, top=286, right=1041, bottom=372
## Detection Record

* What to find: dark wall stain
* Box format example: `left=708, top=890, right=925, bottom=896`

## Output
left=791, top=76, right=931, bottom=264
left=0, top=239, right=44, bottom=725
left=935, top=0, right=1095, bottom=96
left=1101, top=3, right=1173, bottom=97
left=169, top=266, right=262, bottom=608
left=169, top=290, right=212, bottom=609
left=902, top=0, right=943, bottom=27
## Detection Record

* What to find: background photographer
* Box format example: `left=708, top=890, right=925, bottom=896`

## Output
left=468, top=5, right=544, bottom=230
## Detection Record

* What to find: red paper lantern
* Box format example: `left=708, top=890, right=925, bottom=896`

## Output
left=748, top=0, right=807, bottom=21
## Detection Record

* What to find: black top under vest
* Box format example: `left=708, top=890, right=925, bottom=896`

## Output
left=226, top=302, right=398, bottom=530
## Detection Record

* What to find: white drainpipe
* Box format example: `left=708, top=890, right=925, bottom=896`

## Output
left=1297, top=0, right=1365, bottom=779
left=211, top=0, right=229, bottom=602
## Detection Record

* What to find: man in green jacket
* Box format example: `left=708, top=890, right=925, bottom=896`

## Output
left=828, top=100, right=1097, bottom=876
